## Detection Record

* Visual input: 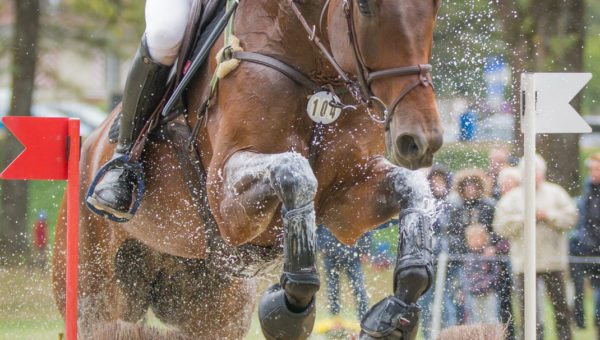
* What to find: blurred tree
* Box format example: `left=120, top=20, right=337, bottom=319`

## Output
left=46, top=0, right=144, bottom=108
left=497, top=0, right=586, bottom=195
left=0, top=0, right=41, bottom=265
left=582, top=1, right=600, bottom=114
left=432, top=0, right=505, bottom=101
left=44, top=0, right=144, bottom=58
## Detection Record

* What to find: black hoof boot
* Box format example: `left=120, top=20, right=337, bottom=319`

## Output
left=360, top=209, right=433, bottom=340
left=258, top=283, right=316, bottom=340
left=360, top=296, right=421, bottom=340
left=258, top=202, right=320, bottom=339
left=86, top=164, right=136, bottom=220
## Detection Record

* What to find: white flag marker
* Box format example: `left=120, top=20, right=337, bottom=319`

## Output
left=520, top=72, right=592, bottom=340
left=522, top=72, right=592, bottom=133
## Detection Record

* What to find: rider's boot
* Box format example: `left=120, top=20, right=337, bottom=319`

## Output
left=86, top=36, right=170, bottom=221
left=360, top=210, right=434, bottom=340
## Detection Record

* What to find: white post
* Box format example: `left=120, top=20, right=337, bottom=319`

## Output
left=521, top=73, right=537, bottom=340
left=430, top=251, right=448, bottom=339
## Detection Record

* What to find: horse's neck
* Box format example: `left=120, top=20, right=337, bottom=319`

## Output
left=236, top=0, right=331, bottom=74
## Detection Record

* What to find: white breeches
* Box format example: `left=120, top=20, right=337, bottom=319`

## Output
left=145, top=0, right=194, bottom=65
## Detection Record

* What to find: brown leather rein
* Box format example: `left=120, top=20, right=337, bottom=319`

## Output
left=287, top=0, right=434, bottom=126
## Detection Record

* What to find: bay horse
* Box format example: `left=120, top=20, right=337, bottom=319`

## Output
left=52, top=0, right=443, bottom=339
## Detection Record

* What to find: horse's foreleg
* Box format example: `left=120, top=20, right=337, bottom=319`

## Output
left=213, top=151, right=319, bottom=340
left=360, top=165, right=434, bottom=340
left=319, top=159, right=433, bottom=340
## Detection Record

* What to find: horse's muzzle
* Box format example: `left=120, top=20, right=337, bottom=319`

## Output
left=385, top=130, right=442, bottom=170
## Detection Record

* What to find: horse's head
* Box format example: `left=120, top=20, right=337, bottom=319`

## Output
left=327, top=0, right=443, bottom=169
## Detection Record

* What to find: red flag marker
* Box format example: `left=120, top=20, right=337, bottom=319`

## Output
left=1, top=117, right=69, bottom=180
left=1, top=116, right=80, bottom=340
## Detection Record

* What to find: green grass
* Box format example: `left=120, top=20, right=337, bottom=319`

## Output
left=0, top=267, right=64, bottom=340
left=432, top=141, right=497, bottom=172
left=1, top=263, right=599, bottom=339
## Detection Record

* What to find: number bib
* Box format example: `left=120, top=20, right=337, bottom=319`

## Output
left=306, top=91, right=342, bottom=124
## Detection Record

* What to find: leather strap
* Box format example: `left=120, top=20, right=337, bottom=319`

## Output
left=232, top=51, right=322, bottom=91
left=343, top=0, right=371, bottom=102
left=288, top=0, right=434, bottom=124
left=287, top=0, right=355, bottom=87
left=368, top=64, right=432, bottom=85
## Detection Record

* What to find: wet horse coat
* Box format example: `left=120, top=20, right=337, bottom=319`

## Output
left=52, top=0, right=443, bottom=338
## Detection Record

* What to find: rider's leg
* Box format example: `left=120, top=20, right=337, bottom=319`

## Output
left=144, top=0, right=192, bottom=65
left=86, top=0, right=192, bottom=219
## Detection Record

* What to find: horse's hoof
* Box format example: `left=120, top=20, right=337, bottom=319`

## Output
left=360, top=296, right=420, bottom=340
left=258, top=283, right=316, bottom=340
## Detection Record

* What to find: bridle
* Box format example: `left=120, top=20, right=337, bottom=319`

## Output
left=289, top=0, right=434, bottom=126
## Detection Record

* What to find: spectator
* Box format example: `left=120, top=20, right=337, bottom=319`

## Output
left=419, top=165, right=456, bottom=338
left=569, top=227, right=587, bottom=329
left=493, top=154, right=576, bottom=340
left=488, top=146, right=513, bottom=200
left=32, top=210, right=48, bottom=270
left=571, top=152, right=600, bottom=335
left=497, top=167, right=521, bottom=196
left=447, top=168, right=496, bottom=324
left=317, top=226, right=370, bottom=319
left=493, top=166, right=521, bottom=340
left=465, top=223, right=500, bottom=324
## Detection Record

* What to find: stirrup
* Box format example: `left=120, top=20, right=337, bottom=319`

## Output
left=85, top=155, right=145, bottom=223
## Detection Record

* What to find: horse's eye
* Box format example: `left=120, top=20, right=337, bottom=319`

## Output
left=357, top=0, right=371, bottom=16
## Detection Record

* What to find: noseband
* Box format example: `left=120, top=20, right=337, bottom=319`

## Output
left=290, top=0, right=434, bottom=125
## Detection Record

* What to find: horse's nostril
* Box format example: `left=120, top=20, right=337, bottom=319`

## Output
left=397, top=134, right=421, bottom=158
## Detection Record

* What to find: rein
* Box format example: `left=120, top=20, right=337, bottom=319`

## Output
left=288, top=0, right=434, bottom=126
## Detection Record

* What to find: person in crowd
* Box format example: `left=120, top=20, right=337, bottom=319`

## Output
left=571, top=152, right=600, bottom=335
left=569, top=223, right=587, bottom=329
left=31, top=210, right=48, bottom=270
left=488, top=146, right=513, bottom=200
left=497, top=167, right=521, bottom=195
left=447, top=168, right=497, bottom=324
left=494, top=154, right=576, bottom=340
left=419, top=165, right=456, bottom=338
left=317, top=226, right=370, bottom=320
left=493, top=166, right=521, bottom=340
left=464, top=223, right=500, bottom=324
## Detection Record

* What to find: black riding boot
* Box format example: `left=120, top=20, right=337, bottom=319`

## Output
left=86, top=36, right=170, bottom=221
